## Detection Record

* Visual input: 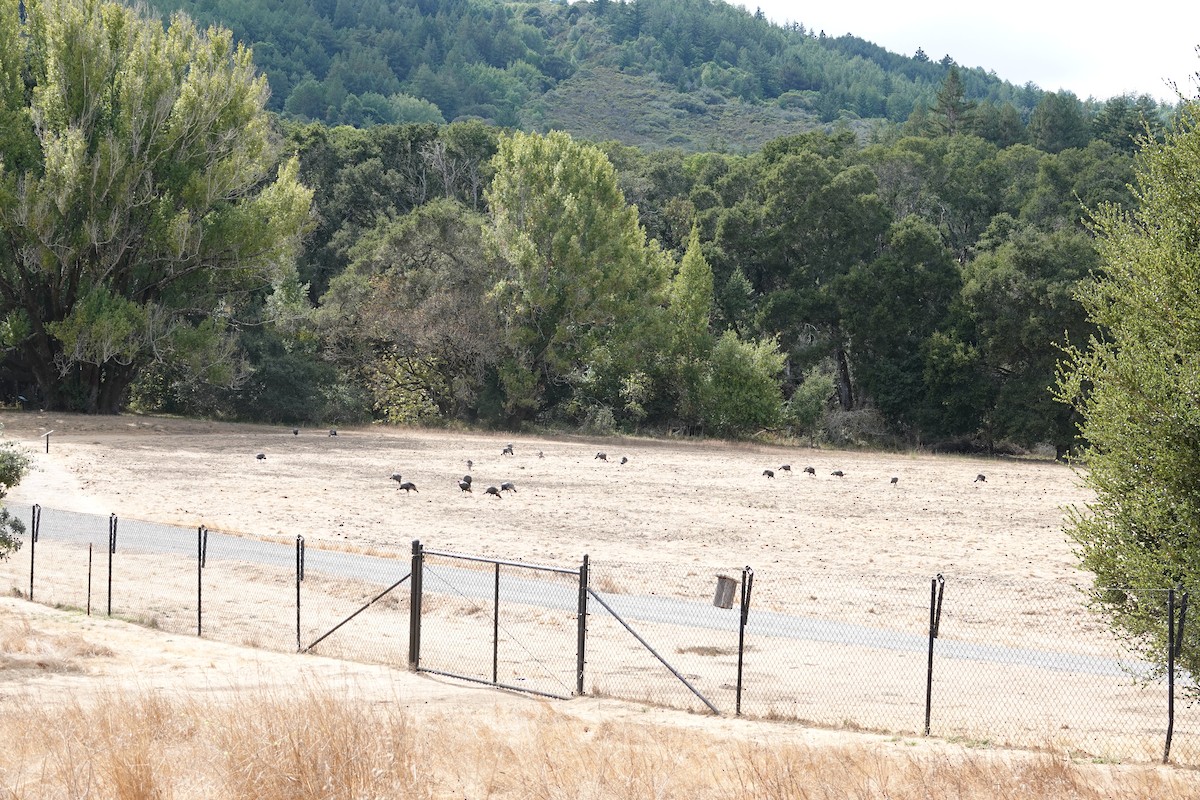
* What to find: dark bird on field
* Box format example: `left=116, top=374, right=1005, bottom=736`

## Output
left=256, top=453, right=266, bottom=461
left=462, top=474, right=472, bottom=485
left=537, top=450, right=545, bottom=459
left=974, top=473, right=987, bottom=483
left=803, top=466, right=816, bottom=476
left=399, top=481, right=418, bottom=493
left=620, top=456, right=628, bottom=465
left=831, top=470, right=845, bottom=477
left=890, top=476, right=899, bottom=486
left=292, top=428, right=299, bottom=436
left=458, top=480, right=472, bottom=493
left=466, top=459, right=474, bottom=471
left=763, top=469, right=775, bottom=478
left=390, top=472, right=403, bottom=485
left=502, top=443, right=514, bottom=456
left=328, top=429, right=338, bottom=437
left=595, top=452, right=607, bottom=461
left=485, top=486, right=502, bottom=499
left=780, top=464, right=791, bottom=473
left=500, top=481, right=517, bottom=492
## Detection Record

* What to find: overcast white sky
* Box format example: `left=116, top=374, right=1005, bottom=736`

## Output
left=739, top=2, right=1199, bottom=103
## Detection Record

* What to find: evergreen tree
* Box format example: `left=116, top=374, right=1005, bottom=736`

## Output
left=485, top=130, right=669, bottom=418
left=1058, top=99, right=1200, bottom=688
left=933, top=66, right=974, bottom=135
left=0, top=0, right=312, bottom=412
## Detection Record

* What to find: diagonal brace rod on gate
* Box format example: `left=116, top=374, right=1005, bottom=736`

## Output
left=303, top=572, right=411, bottom=653
left=586, top=588, right=720, bottom=715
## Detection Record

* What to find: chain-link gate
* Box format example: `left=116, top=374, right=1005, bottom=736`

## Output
left=408, top=541, right=585, bottom=699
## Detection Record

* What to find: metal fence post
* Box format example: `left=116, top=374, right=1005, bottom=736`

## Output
left=492, top=562, right=500, bottom=685
left=197, top=526, right=208, bottom=637
left=577, top=554, right=589, bottom=695
left=106, top=514, right=117, bottom=617
left=27, top=504, right=40, bottom=601
left=924, top=573, right=945, bottom=736
left=1164, top=586, right=1188, bottom=763
left=408, top=540, right=423, bottom=670
left=295, top=535, right=305, bottom=652
left=736, top=565, right=754, bottom=716
left=86, top=543, right=92, bottom=615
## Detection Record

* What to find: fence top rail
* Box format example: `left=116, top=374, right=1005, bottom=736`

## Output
left=421, top=548, right=580, bottom=575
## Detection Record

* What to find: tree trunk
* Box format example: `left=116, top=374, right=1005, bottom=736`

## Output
left=25, top=340, right=135, bottom=413
left=833, top=338, right=854, bottom=412
left=95, top=363, right=136, bottom=414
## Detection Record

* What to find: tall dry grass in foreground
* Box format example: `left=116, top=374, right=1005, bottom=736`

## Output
left=0, top=684, right=1197, bottom=800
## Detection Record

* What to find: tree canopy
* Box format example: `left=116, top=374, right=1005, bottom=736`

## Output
left=486, top=130, right=671, bottom=421
left=0, top=0, right=312, bottom=412
left=1058, top=99, right=1200, bottom=686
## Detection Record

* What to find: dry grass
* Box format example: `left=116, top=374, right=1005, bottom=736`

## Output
left=0, top=685, right=1196, bottom=799
left=0, top=617, right=113, bottom=674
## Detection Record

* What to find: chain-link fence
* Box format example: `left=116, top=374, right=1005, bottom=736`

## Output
left=413, top=547, right=583, bottom=699
left=1, top=502, right=1196, bottom=765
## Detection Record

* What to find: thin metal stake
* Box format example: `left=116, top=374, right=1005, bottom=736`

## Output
left=197, top=526, right=207, bottom=637
left=736, top=566, right=754, bottom=716
left=924, top=573, right=945, bottom=736
left=107, top=514, right=117, bottom=617
left=86, top=543, right=92, bottom=616
left=28, top=504, right=39, bottom=601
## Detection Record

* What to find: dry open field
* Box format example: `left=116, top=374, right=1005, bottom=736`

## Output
left=4, top=409, right=1200, bottom=795
left=1, top=410, right=1089, bottom=585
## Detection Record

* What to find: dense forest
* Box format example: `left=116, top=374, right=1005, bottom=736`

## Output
left=1, top=0, right=1185, bottom=457
left=145, top=0, right=1097, bottom=149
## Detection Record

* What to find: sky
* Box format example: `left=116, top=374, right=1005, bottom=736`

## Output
left=739, top=1, right=1200, bottom=104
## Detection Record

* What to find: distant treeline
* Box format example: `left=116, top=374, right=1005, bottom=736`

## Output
left=145, top=0, right=1169, bottom=148
left=117, top=84, right=1164, bottom=455
left=5, top=0, right=1179, bottom=456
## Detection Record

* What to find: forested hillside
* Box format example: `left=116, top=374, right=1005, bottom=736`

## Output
left=147, top=0, right=1067, bottom=150
left=1, top=0, right=1185, bottom=459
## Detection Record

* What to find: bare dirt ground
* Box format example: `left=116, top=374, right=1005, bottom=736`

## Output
left=1, top=410, right=1090, bottom=585
left=10, top=409, right=1188, bottom=775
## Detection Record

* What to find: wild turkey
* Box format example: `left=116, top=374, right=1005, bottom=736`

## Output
left=255, top=453, right=266, bottom=461
left=328, top=429, right=338, bottom=437
left=537, top=450, right=545, bottom=459
left=458, top=480, right=472, bottom=493
left=500, top=481, right=517, bottom=492
left=763, top=469, right=775, bottom=478
left=890, top=476, right=899, bottom=486
left=620, top=456, right=628, bottom=465
left=501, top=443, right=514, bottom=456
left=595, top=452, right=607, bottom=461
left=803, top=466, right=816, bottom=476
left=831, top=470, right=845, bottom=477
left=292, top=428, right=299, bottom=436
left=462, top=474, right=472, bottom=486
left=485, top=486, right=502, bottom=499
left=779, top=464, right=791, bottom=473
left=399, top=481, right=418, bottom=493
left=466, top=459, right=474, bottom=471
left=974, top=474, right=987, bottom=483
left=390, top=472, right=403, bottom=485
